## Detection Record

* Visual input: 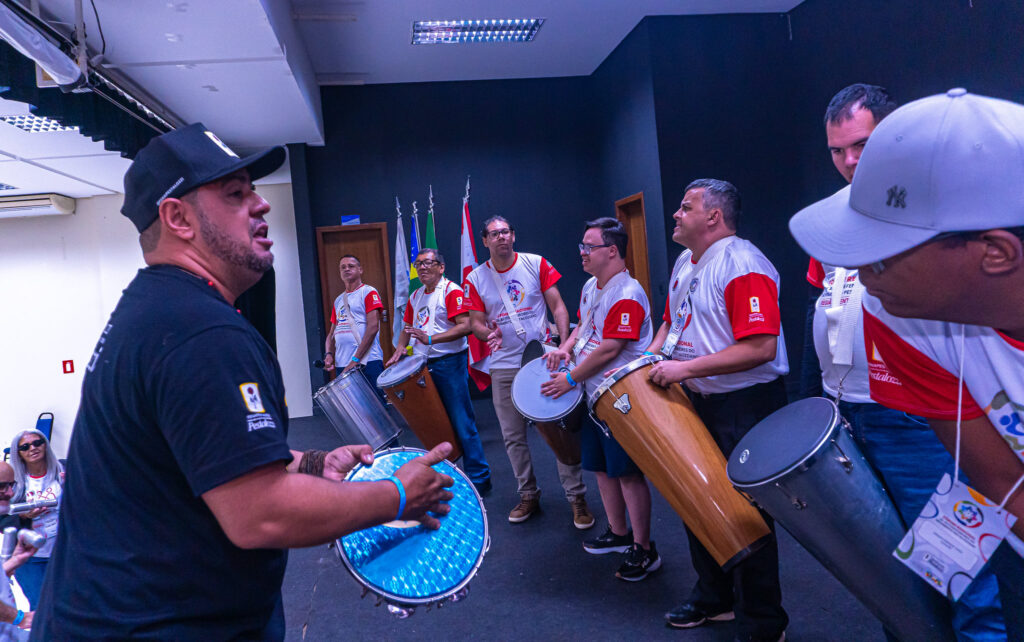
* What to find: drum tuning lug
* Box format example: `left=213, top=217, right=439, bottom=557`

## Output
left=416, top=376, right=427, bottom=388
left=791, top=497, right=807, bottom=510
left=375, top=595, right=384, bottom=607
left=451, top=587, right=470, bottom=602
left=360, top=586, right=369, bottom=599
left=395, top=390, right=405, bottom=401
left=387, top=604, right=415, bottom=619
left=831, top=440, right=854, bottom=473
left=612, top=392, right=632, bottom=415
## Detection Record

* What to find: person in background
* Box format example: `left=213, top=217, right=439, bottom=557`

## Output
left=0, top=461, right=38, bottom=637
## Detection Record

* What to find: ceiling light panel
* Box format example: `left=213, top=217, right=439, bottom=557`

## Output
left=0, top=114, right=78, bottom=133
left=0, top=183, right=18, bottom=191
left=412, top=18, right=544, bottom=45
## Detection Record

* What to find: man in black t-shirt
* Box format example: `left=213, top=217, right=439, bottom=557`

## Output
left=31, top=125, right=455, bottom=640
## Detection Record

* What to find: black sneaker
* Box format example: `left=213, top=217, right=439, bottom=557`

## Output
left=615, top=542, right=662, bottom=582
left=664, top=602, right=735, bottom=628
left=583, top=527, right=632, bottom=554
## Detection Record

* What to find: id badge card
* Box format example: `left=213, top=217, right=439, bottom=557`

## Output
left=661, top=295, right=690, bottom=357
left=894, top=473, right=1017, bottom=601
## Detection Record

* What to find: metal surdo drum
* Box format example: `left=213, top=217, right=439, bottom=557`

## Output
left=589, top=354, right=771, bottom=570
left=314, top=368, right=401, bottom=451
left=511, top=355, right=583, bottom=466
left=336, top=447, right=489, bottom=618
left=377, top=356, right=462, bottom=462
left=726, top=397, right=954, bottom=642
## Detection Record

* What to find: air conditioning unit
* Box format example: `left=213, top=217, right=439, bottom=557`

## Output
left=0, top=193, right=76, bottom=219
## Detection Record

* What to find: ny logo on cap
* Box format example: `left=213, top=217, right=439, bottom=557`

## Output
left=886, top=185, right=907, bottom=208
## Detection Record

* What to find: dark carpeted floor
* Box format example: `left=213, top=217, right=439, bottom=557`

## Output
left=282, top=398, right=883, bottom=641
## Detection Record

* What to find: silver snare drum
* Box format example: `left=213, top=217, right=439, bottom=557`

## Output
left=726, top=397, right=954, bottom=642
left=313, top=369, right=402, bottom=451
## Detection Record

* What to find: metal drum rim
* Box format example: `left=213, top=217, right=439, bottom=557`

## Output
left=375, top=355, right=429, bottom=389
left=587, top=354, right=665, bottom=411
left=335, top=446, right=490, bottom=607
left=729, top=397, right=842, bottom=488
left=313, top=367, right=364, bottom=399
left=511, top=356, right=583, bottom=423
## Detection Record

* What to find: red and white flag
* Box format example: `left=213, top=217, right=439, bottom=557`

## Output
left=460, top=178, right=491, bottom=390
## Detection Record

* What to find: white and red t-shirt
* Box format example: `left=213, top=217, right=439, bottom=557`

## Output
left=331, top=284, right=384, bottom=364
left=403, top=277, right=472, bottom=358
left=574, top=271, right=652, bottom=397
left=463, top=253, right=561, bottom=370
left=808, top=262, right=872, bottom=403
left=663, top=237, right=788, bottom=394
left=25, top=474, right=62, bottom=558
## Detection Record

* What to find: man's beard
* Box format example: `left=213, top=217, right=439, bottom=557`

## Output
left=196, top=207, right=273, bottom=274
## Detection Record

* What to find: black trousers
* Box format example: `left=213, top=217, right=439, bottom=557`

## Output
left=685, top=377, right=789, bottom=641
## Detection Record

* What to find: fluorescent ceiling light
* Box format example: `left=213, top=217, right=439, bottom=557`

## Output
left=0, top=183, right=17, bottom=191
left=412, top=18, right=544, bottom=45
left=0, top=114, right=78, bottom=133
left=0, top=3, right=84, bottom=90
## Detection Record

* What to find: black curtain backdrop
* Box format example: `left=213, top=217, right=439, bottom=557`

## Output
left=289, top=0, right=1024, bottom=393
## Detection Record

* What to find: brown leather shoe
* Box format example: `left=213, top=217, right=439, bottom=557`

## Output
left=508, top=496, right=540, bottom=523
left=571, top=495, right=595, bottom=530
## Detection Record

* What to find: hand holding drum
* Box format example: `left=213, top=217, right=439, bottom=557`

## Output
left=392, top=442, right=456, bottom=530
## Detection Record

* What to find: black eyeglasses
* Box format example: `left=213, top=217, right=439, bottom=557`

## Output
left=18, top=439, right=45, bottom=452
left=414, top=259, right=441, bottom=269
left=0, top=482, right=15, bottom=491
left=485, top=228, right=513, bottom=239
left=579, top=242, right=613, bottom=255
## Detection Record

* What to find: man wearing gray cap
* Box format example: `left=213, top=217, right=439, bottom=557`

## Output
left=30, top=124, right=455, bottom=639
left=791, top=89, right=1024, bottom=638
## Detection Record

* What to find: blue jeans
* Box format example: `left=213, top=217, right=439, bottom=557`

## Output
left=360, top=360, right=387, bottom=405
left=428, top=350, right=490, bottom=485
left=14, top=556, right=48, bottom=610
left=838, top=400, right=1006, bottom=641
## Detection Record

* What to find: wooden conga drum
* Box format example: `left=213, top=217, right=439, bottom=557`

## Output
left=377, top=355, right=462, bottom=462
left=589, top=355, right=770, bottom=570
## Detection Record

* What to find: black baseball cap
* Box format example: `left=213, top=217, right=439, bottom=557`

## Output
left=120, top=123, right=287, bottom=232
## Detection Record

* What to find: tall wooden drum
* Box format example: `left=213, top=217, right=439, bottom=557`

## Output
left=377, top=356, right=462, bottom=462
left=589, top=355, right=770, bottom=570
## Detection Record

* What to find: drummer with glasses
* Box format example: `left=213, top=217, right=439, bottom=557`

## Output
left=647, top=179, right=789, bottom=641
left=541, top=218, right=660, bottom=582
left=387, top=249, right=492, bottom=495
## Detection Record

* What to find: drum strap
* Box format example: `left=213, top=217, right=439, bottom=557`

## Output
left=342, top=289, right=369, bottom=365
left=824, top=267, right=864, bottom=368
left=661, top=236, right=736, bottom=357
left=573, top=270, right=629, bottom=359
left=486, top=262, right=528, bottom=339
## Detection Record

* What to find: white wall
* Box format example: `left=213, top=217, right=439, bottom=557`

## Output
left=0, top=183, right=313, bottom=459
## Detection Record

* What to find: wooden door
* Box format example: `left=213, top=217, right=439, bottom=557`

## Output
left=615, top=192, right=652, bottom=303
left=316, top=223, right=395, bottom=362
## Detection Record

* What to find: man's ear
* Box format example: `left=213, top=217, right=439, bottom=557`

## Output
left=979, top=229, right=1023, bottom=277
left=158, top=197, right=197, bottom=241
left=707, top=207, right=722, bottom=228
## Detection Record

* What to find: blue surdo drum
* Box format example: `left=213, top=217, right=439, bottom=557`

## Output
left=335, top=448, right=489, bottom=618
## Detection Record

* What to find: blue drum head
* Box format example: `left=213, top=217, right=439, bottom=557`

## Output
left=511, top=356, right=583, bottom=423
left=727, top=397, right=840, bottom=486
left=337, top=448, right=488, bottom=606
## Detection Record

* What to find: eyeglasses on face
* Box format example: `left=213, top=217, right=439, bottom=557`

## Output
left=414, top=259, right=441, bottom=269
left=485, top=228, right=513, bottom=239
left=0, top=482, right=15, bottom=491
left=579, top=242, right=613, bottom=255
left=18, top=439, right=45, bottom=452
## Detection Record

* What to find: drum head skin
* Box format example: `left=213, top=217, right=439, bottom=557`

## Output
left=337, top=448, right=488, bottom=606
left=376, top=355, right=428, bottom=388
left=727, top=397, right=840, bottom=487
left=511, top=356, right=583, bottom=423
left=588, top=354, right=664, bottom=411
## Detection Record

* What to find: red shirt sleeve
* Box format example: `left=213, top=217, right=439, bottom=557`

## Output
left=723, top=273, right=781, bottom=339
left=662, top=292, right=672, bottom=323
left=461, top=279, right=486, bottom=312
left=402, top=301, right=414, bottom=325
left=364, top=290, right=384, bottom=312
left=444, top=287, right=470, bottom=320
left=539, top=258, right=561, bottom=291
left=862, top=309, right=983, bottom=420
left=602, top=300, right=645, bottom=340
left=330, top=306, right=337, bottom=325
left=807, top=258, right=825, bottom=288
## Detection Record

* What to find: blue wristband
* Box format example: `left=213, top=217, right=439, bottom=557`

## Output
left=643, top=351, right=654, bottom=356
left=350, top=356, right=360, bottom=363
left=428, top=335, right=432, bottom=346
left=384, top=475, right=406, bottom=520
left=12, top=611, right=23, bottom=626
left=564, top=371, right=578, bottom=387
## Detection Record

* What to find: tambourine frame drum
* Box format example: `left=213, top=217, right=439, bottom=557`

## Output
left=511, top=355, right=583, bottom=466
left=589, top=354, right=771, bottom=571
left=313, top=368, right=402, bottom=451
left=377, top=356, right=462, bottom=462
left=727, top=397, right=955, bottom=642
left=335, top=447, right=489, bottom=616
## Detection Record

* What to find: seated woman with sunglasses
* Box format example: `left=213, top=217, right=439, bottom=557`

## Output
left=8, top=430, right=64, bottom=610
